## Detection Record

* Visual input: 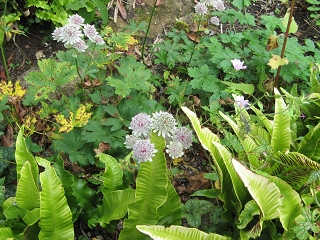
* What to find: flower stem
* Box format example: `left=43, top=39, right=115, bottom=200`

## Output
left=141, top=0, right=157, bottom=63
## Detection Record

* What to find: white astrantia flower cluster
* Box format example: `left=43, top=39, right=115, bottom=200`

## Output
left=125, top=111, right=193, bottom=163
left=52, top=14, right=105, bottom=52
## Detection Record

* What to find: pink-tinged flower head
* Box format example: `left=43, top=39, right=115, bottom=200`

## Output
left=52, top=27, right=64, bottom=42
left=151, top=111, right=177, bottom=138
left=172, top=127, right=193, bottom=149
left=130, top=113, right=152, bottom=137
left=132, top=139, right=157, bottom=163
left=194, top=3, right=208, bottom=15
left=68, top=14, right=84, bottom=26
left=83, top=24, right=98, bottom=41
left=210, top=16, right=220, bottom=26
left=213, top=0, right=226, bottom=11
left=124, top=134, right=139, bottom=149
left=234, top=95, right=250, bottom=109
left=91, top=35, right=105, bottom=45
left=231, top=59, right=247, bottom=71
left=72, top=39, right=88, bottom=52
left=60, top=23, right=83, bottom=45
left=166, top=141, right=184, bottom=159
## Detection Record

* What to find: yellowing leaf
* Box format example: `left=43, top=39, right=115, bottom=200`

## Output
left=268, top=54, right=289, bottom=69
left=282, top=12, right=298, bottom=34
left=56, top=104, right=92, bottom=133
left=266, top=35, right=279, bottom=51
left=0, top=80, right=26, bottom=101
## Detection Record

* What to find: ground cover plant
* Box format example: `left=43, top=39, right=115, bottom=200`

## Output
left=0, top=0, right=320, bottom=239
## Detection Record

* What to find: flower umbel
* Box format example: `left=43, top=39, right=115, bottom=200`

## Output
left=132, top=139, right=157, bottom=163
left=151, top=111, right=177, bottom=138
left=166, top=141, right=184, bottom=159
left=130, top=113, right=151, bottom=137
left=231, top=59, right=247, bottom=71
left=172, top=127, right=193, bottom=149
left=124, top=135, right=139, bottom=149
left=234, top=95, right=250, bottom=109
left=194, top=2, right=208, bottom=15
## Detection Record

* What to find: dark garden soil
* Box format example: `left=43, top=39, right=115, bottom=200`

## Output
left=0, top=0, right=319, bottom=239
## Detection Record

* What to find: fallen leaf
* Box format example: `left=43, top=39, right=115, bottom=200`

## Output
left=94, top=142, right=111, bottom=154
left=117, top=0, right=127, bottom=19
left=1, top=125, right=14, bottom=147
left=266, top=35, right=279, bottom=51
left=156, top=0, right=162, bottom=6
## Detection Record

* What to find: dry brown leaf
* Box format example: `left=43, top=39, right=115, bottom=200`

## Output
left=94, top=142, right=111, bottom=154
left=117, top=0, right=127, bottom=19
left=156, top=0, right=162, bottom=6
left=266, top=35, right=279, bottom=51
left=1, top=125, right=14, bottom=147
left=186, top=33, right=200, bottom=43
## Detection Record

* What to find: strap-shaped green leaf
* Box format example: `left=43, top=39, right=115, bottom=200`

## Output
left=119, top=133, right=168, bottom=240
left=237, top=200, right=260, bottom=229
left=137, top=225, right=228, bottom=240
left=232, top=159, right=281, bottom=221
left=15, top=126, right=38, bottom=182
left=271, top=88, right=290, bottom=153
left=0, top=227, right=23, bottom=239
left=16, top=161, right=40, bottom=211
left=182, top=106, right=242, bottom=222
left=98, top=153, right=124, bottom=194
left=297, top=122, right=320, bottom=160
left=36, top=157, right=74, bottom=240
left=22, top=208, right=40, bottom=226
left=94, top=189, right=135, bottom=227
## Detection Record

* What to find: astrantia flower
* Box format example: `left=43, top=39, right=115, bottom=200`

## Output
left=68, top=14, right=84, bottom=26
left=130, top=113, right=151, bottom=137
left=194, top=2, right=208, bottom=15
left=166, top=141, right=184, bottom=159
left=213, top=0, right=226, bottom=11
left=151, top=111, right=177, bottom=138
left=231, top=59, right=247, bottom=71
left=172, top=127, right=193, bottom=149
left=83, top=24, right=98, bottom=41
left=60, top=23, right=83, bottom=45
left=72, top=39, right=88, bottom=52
left=210, top=16, right=220, bottom=26
left=201, top=0, right=215, bottom=6
left=91, top=35, right=105, bottom=45
left=234, top=95, right=250, bottom=109
left=132, top=139, right=157, bottom=163
left=52, top=27, right=64, bottom=42
left=124, top=134, right=139, bottom=149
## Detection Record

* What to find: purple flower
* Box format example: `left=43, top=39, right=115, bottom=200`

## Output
left=300, top=113, right=306, bottom=120
left=68, top=14, right=84, bottom=26
left=151, top=111, right=177, bottom=138
left=132, top=139, right=157, bottom=163
left=52, top=27, right=64, bottom=42
left=130, top=113, right=152, bottom=137
left=234, top=95, right=250, bottom=109
left=172, top=127, right=193, bottom=149
left=194, top=3, right=208, bottom=15
left=91, top=35, right=105, bottom=45
left=166, top=141, right=184, bottom=159
left=213, top=0, right=226, bottom=11
left=231, top=59, right=247, bottom=71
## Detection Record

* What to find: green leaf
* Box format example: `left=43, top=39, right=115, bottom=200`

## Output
left=119, top=133, right=168, bottom=240
left=22, top=208, right=40, bottom=226
left=232, top=159, right=281, bottom=221
left=191, top=189, right=220, bottom=198
left=297, top=122, right=320, bottom=160
left=91, top=0, right=109, bottom=24
left=36, top=157, right=74, bottom=239
left=137, top=225, right=228, bottom=240
left=16, top=162, right=40, bottom=211
left=72, top=176, right=97, bottom=211
left=271, top=88, right=290, bottom=153
left=98, top=153, right=124, bottom=194
left=187, top=213, right=202, bottom=228
left=238, top=200, right=261, bottom=229
left=220, top=81, right=254, bottom=95
left=94, top=189, right=135, bottom=227
left=15, top=126, right=38, bottom=182
left=282, top=13, right=298, bottom=34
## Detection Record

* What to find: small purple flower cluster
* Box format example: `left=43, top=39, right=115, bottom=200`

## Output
left=125, top=111, right=193, bottom=163
left=52, top=14, right=105, bottom=52
left=194, top=0, right=226, bottom=28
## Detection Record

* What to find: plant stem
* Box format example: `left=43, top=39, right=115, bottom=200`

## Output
left=0, top=0, right=10, bottom=81
left=273, top=0, right=296, bottom=89
left=141, top=0, right=157, bottom=63
left=187, top=17, right=202, bottom=67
